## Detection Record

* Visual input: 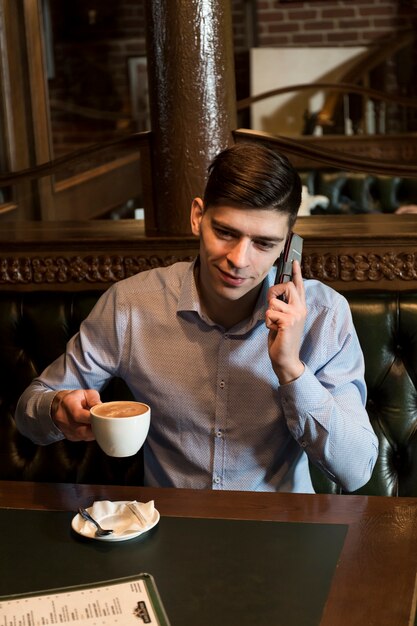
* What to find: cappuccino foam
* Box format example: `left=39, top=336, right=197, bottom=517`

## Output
left=92, top=401, right=148, bottom=418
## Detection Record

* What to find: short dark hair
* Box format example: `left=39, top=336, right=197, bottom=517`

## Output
left=203, top=143, right=302, bottom=228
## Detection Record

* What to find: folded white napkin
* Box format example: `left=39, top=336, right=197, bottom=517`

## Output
left=79, top=499, right=155, bottom=535
left=125, top=500, right=155, bottom=529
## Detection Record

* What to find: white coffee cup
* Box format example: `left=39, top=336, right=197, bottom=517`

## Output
left=90, top=400, right=151, bottom=458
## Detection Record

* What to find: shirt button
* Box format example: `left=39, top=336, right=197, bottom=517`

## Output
left=300, top=441, right=307, bottom=448
left=215, top=429, right=223, bottom=438
left=219, top=381, right=225, bottom=388
left=213, top=476, right=221, bottom=484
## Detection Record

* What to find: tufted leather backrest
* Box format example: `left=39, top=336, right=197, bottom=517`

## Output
left=0, top=291, right=142, bottom=486
left=310, top=291, right=417, bottom=496
left=2, top=289, right=417, bottom=495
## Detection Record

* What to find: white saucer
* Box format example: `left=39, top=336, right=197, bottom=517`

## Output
left=71, top=500, right=160, bottom=542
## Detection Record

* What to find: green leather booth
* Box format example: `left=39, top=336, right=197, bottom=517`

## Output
left=1, top=289, right=417, bottom=496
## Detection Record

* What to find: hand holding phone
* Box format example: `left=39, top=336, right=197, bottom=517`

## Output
left=274, top=232, right=303, bottom=300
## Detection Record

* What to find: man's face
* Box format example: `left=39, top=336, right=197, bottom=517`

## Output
left=191, top=198, right=290, bottom=306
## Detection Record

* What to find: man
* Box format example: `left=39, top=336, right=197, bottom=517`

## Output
left=15, top=143, right=378, bottom=492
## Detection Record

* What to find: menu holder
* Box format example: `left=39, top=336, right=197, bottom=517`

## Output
left=0, top=572, right=171, bottom=626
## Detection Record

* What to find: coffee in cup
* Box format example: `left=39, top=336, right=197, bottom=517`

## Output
left=92, top=401, right=149, bottom=418
left=90, top=400, right=150, bottom=457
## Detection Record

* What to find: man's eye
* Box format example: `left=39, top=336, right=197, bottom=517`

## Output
left=215, top=228, right=233, bottom=239
left=254, top=241, right=274, bottom=251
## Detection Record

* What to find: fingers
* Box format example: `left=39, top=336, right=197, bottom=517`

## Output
left=266, top=265, right=306, bottom=331
left=81, top=388, right=102, bottom=412
left=265, top=296, right=304, bottom=331
left=269, top=260, right=305, bottom=305
left=266, top=261, right=306, bottom=382
left=292, top=260, right=306, bottom=308
left=52, top=389, right=99, bottom=442
left=291, top=260, right=302, bottom=287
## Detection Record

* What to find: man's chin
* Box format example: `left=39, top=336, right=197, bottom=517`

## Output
left=216, top=283, right=257, bottom=302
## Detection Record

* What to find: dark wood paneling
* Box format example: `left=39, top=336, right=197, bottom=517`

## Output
left=1, top=214, right=417, bottom=292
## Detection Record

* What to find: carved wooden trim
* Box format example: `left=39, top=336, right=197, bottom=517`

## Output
left=303, top=252, right=417, bottom=284
left=1, top=215, right=417, bottom=291
left=0, top=254, right=196, bottom=286
left=2, top=250, right=417, bottom=288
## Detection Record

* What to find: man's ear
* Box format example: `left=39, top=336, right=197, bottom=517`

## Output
left=190, top=197, right=204, bottom=236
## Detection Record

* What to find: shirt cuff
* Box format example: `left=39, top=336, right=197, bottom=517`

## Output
left=36, top=390, right=66, bottom=443
left=279, top=365, right=331, bottom=440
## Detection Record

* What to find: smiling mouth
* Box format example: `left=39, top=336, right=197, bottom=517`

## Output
left=217, top=267, right=248, bottom=286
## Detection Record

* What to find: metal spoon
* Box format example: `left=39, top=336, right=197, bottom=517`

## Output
left=78, top=507, right=114, bottom=537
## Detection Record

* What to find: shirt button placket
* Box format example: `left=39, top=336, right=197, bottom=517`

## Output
left=213, top=333, right=229, bottom=489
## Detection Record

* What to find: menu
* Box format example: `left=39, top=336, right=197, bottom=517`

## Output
left=0, top=574, right=170, bottom=626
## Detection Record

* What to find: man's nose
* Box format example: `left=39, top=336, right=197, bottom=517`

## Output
left=226, top=239, right=251, bottom=268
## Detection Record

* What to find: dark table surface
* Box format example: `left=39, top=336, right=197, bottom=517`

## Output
left=0, top=481, right=416, bottom=626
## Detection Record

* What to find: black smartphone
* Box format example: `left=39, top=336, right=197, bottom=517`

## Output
left=274, top=232, right=303, bottom=298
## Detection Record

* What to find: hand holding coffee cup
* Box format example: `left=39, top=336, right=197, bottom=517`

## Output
left=90, top=401, right=150, bottom=457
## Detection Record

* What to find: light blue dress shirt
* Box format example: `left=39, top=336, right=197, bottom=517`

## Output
left=15, top=260, right=378, bottom=493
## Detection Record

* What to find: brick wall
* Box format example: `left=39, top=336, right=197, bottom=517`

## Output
left=255, top=0, right=412, bottom=47
left=248, top=0, right=417, bottom=132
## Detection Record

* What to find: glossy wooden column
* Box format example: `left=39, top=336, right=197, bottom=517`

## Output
left=145, top=0, right=237, bottom=235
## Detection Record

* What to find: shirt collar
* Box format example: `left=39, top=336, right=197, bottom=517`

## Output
left=177, top=258, right=201, bottom=314
left=177, top=258, right=274, bottom=334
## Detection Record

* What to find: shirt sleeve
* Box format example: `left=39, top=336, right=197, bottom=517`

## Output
left=279, top=293, right=379, bottom=492
left=15, top=285, right=125, bottom=445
